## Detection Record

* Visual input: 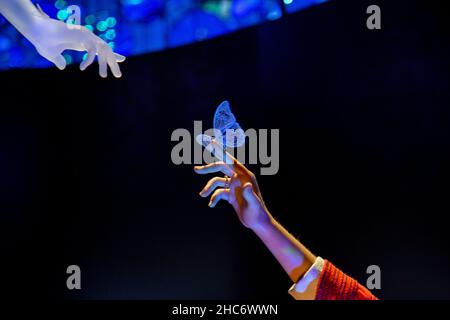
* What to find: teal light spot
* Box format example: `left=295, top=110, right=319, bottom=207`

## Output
left=105, top=29, right=116, bottom=40
left=85, top=25, right=94, bottom=32
left=123, top=0, right=144, bottom=5
left=57, top=9, right=69, bottom=21
left=82, top=53, right=88, bottom=61
left=108, top=42, right=115, bottom=50
left=85, top=14, right=96, bottom=25
left=63, top=54, right=72, bottom=65
left=284, top=0, right=293, bottom=4
left=106, top=17, right=117, bottom=28
left=96, top=21, right=108, bottom=32
left=54, top=0, right=67, bottom=10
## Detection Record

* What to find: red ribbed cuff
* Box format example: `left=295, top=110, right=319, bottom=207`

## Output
left=316, top=260, right=377, bottom=300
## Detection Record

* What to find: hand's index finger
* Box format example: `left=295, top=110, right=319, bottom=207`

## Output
left=195, top=135, right=237, bottom=168
left=194, top=162, right=235, bottom=177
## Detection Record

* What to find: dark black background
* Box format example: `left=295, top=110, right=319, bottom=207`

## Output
left=1, top=0, right=449, bottom=300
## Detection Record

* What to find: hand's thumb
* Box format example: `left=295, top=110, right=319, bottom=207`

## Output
left=48, top=54, right=67, bottom=70
left=242, top=183, right=259, bottom=206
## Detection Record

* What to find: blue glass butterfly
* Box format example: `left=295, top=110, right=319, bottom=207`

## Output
left=196, top=101, right=246, bottom=156
left=213, top=100, right=246, bottom=148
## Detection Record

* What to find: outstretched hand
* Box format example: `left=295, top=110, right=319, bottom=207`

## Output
left=194, top=141, right=272, bottom=230
left=30, top=6, right=125, bottom=78
left=195, top=141, right=317, bottom=285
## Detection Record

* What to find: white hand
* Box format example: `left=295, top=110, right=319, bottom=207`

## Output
left=30, top=9, right=125, bottom=78
left=0, top=1, right=125, bottom=77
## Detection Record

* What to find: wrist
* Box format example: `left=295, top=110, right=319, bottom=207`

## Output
left=250, top=213, right=276, bottom=236
left=18, top=13, right=44, bottom=46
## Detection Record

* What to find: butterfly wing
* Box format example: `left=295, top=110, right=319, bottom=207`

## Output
left=213, top=101, right=246, bottom=148
left=213, top=101, right=235, bottom=132
left=223, top=121, right=246, bottom=148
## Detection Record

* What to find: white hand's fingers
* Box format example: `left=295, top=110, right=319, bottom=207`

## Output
left=115, top=53, right=126, bottom=62
left=242, top=182, right=260, bottom=206
left=107, top=53, right=122, bottom=78
left=98, top=51, right=107, bottom=78
left=194, top=162, right=235, bottom=177
left=48, top=54, right=67, bottom=70
left=209, top=189, right=230, bottom=208
left=200, top=177, right=227, bottom=198
left=80, top=47, right=96, bottom=71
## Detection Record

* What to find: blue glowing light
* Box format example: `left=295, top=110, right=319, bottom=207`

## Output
left=168, top=10, right=228, bottom=47
left=63, top=53, right=73, bottom=65
left=265, top=1, right=283, bottom=20
left=232, top=0, right=262, bottom=17
left=122, top=0, right=145, bottom=5
left=106, top=17, right=117, bottom=28
left=105, top=29, right=117, bottom=40
left=7, top=47, right=24, bottom=68
left=57, top=9, right=69, bottom=21
left=284, top=0, right=328, bottom=13
left=121, top=0, right=163, bottom=21
left=0, top=0, right=326, bottom=71
left=85, top=14, right=96, bottom=25
left=0, top=36, right=11, bottom=51
left=96, top=21, right=108, bottom=32
left=55, top=0, right=67, bottom=10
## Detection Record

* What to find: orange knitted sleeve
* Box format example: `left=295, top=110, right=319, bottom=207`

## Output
left=315, top=260, right=378, bottom=300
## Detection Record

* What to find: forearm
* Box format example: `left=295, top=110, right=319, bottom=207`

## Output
left=0, top=0, right=42, bottom=41
left=252, top=216, right=316, bottom=283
